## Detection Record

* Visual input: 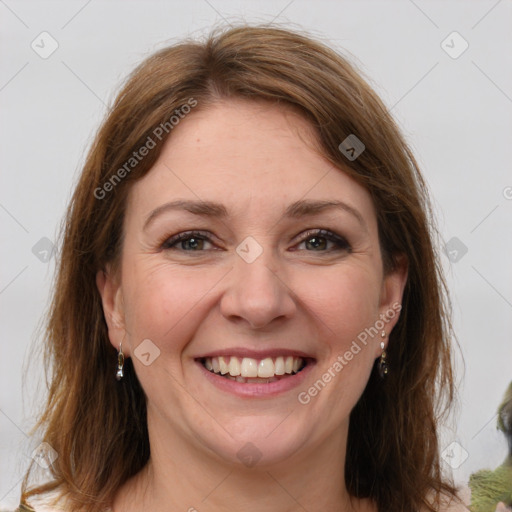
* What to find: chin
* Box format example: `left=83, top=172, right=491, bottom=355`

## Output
left=195, top=415, right=312, bottom=469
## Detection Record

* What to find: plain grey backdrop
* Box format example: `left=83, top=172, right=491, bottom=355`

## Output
left=1, top=0, right=511, bottom=508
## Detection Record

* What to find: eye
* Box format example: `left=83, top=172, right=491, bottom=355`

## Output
left=160, top=229, right=351, bottom=254
left=161, top=231, right=215, bottom=251
left=294, top=229, right=351, bottom=253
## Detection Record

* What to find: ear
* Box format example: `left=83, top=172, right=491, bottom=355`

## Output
left=96, top=266, right=129, bottom=355
left=377, top=254, right=408, bottom=353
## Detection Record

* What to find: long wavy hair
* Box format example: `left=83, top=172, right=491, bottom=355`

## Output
left=21, top=24, right=458, bottom=511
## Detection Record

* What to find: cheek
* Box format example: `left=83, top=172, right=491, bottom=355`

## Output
left=294, top=264, right=382, bottom=345
left=293, top=266, right=381, bottom=423
left=121, top=262, right=224, bottom=356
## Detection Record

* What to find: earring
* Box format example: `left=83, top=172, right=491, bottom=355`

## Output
left=116, top=342, right=124, bottom=381
left=378, top=331, right=389, bottom=378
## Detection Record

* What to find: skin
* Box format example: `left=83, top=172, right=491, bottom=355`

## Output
left=97, top=99, right=408, bottom=512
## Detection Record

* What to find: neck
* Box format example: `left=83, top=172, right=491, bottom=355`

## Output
left=114, top=414, right=367, bottom=512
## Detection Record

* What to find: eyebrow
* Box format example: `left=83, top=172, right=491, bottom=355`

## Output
left=143, top=198, right=367, bottom=231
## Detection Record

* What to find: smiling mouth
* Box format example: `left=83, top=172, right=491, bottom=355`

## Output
left=198, top=355, right=309, bottom=383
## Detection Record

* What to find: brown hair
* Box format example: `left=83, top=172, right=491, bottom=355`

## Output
left=21, top=24, right=458, bottom=511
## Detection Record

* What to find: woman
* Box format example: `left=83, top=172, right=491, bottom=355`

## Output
left=18, top=25, right=465, bottom=511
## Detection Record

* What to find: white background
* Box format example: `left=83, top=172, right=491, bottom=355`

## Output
left=1, top=0, right=511, bottom=508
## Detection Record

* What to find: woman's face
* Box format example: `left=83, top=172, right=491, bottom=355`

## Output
left=98, top=99, right=406, bottom=469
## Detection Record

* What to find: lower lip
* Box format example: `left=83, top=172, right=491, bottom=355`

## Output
left=195, top=360, right=315, bottom=398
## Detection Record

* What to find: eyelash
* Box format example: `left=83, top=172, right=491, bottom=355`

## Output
left=161, top=229, right=351, bottom=254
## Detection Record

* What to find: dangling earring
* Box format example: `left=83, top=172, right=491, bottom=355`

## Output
left=116, top=342, right=124, bottom=381
left=378, top=331, right=389, bottom=378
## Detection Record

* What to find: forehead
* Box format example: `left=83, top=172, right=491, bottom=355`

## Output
left=127, top=99, right=377, bottom=228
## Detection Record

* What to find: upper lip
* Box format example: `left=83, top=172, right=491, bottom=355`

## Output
left=194, top=348, right=315, bottom=360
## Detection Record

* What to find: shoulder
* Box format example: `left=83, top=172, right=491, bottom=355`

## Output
left=15, top=504, right=62, bottom=512
left=420, top=486, right=471, bottom=512
left=16, top=499, right=112, bottom=512
left=16, top=494, right=68, bottom=512
left=418, top=502, right=470, bottom=512
left=439, top=501, right=471, bottom=512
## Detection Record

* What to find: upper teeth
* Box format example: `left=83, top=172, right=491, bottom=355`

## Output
left=204, top=356, right=304, bottom=378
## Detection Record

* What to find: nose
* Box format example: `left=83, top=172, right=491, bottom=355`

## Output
left=220, top=249, right=297, bottom=330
